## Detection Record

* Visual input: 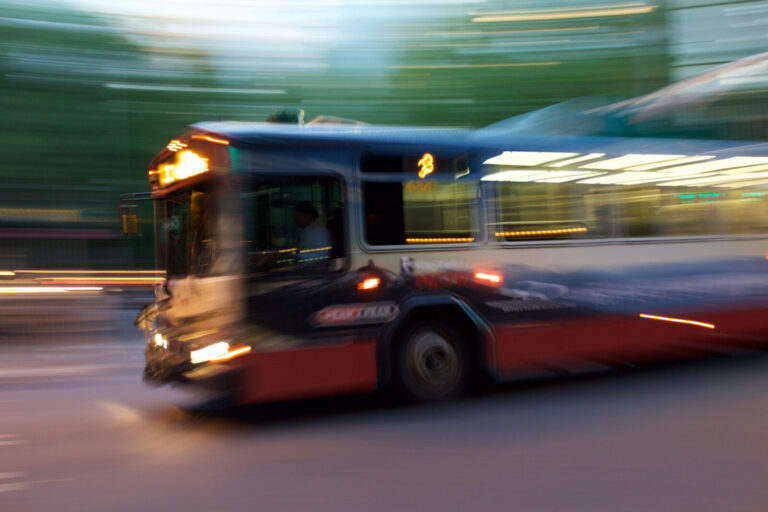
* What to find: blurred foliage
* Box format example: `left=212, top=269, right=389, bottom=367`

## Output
left=0, top=0, right=761, bottom=268
left=386, top=2, right=669, bottom=126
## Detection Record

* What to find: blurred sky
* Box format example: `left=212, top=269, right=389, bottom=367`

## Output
left=63, top=0, right=472, bottom=73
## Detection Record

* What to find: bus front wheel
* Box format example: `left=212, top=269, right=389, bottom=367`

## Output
left=393, top=322, right=470, bottom=402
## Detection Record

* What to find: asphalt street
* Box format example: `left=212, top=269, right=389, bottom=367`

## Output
left=1, top=309, right=767, bottom=512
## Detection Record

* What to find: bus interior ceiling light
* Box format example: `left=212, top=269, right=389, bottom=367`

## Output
left=358, top=277, right=380, bottom=290
left=483, top=151, right=579, bottom=167
left=481, top=170, right=604, bottom=182
left=481, top=152, right=768, bottom=186
left=581, top=154, right=687, bottom=171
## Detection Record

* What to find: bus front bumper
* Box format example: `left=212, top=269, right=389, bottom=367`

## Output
left=143, top=345, right=239, bottom=395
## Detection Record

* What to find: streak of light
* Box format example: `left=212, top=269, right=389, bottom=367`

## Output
left=496, top=227, right=588, bottom=237
left=426, top=26, right=602, bottom=36
left=298, top=246, right=332, bottom=254
left=406, top=237, right=475, bottom=243
left=581, top=154, right=686, bottom=170
left=191, top=134, right=230, bottom=145
left=105, top=83, right=287, bottom=94
left=39, top=277, right=163, bottom=282
left=548, top=153, right=606, bottom=168
left=469, top=3, right=648, bottom=16
left=0, top=440, right=28, bottom=447
left=0, top=472, right=27, bottom=479
left=191, top=342, right=230, bottom=365
left=472, top=5, right=656, bottom=23
left=96, top=401, right=142, bottom=424
left=210, top=345, right=252, bottom=363
left=0, top=287, right=103, bottom=294
left=0, top=271, right=14, bottom=276
left=475, top=272, right=503, bottom=284
left=482, top=170, right=604, bottom=182
left=656, top=157, right=768, bottom=175
left=639, top=313, right=715, bottom=329
left=484, top=151, right=580, bottom=166
left=0, top=482, right=30, bottom=493
left=14, top=270, right=162, bottom=274
left=390, top=62, right=560, bottom=70
left=659, top=171, right=768, bottom=187
left=405, top=39, right=572, bottom=49
left=578, top=171, right=678, bottom=185
left=40, top=280, right=160, bottom=285
left=626, top=155, right=716, bottom=171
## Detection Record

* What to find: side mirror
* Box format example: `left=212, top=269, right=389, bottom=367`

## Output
left=120, top=204, right=138, bottom=235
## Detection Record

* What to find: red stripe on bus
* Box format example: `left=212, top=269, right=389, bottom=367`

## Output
left=492, top=302, right=768, bottom=376
left=234, top=338, right=378, bottom=405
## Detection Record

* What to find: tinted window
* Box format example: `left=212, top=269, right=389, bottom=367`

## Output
left=242, top=176, right=345, bottom=273
left=363, top=179, right=478, bottom=245
left=493, top=181, right=768, bottom=241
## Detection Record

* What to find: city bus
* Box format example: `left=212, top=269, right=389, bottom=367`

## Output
left=130, top=117, right=768, bottom=405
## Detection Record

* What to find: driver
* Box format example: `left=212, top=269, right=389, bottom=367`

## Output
left=294, top=202, right=331, bottom=262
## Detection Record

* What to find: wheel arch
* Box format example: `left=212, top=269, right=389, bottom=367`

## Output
left=377, top=293, right=497, bottom=388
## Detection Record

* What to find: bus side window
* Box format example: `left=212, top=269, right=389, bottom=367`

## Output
left=363, top=182, right=405, bottom=245
left=243, top=176, right=345, bottom=273
left=362, top=180, right=478, bottom=246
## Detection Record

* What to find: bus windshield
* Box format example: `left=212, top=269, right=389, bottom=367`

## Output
left=158, top=187, right=215, bottom=278
left=242, top=175, right=344, bottom=274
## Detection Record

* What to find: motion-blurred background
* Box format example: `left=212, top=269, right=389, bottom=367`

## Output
left=1, top=0, right=767, bottom=270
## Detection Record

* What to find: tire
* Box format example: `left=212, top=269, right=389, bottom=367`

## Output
left=393, top=321, right=471, bottom=402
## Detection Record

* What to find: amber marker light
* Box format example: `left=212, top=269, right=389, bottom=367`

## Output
left=475, top=272, right=503, bottom=285
left=210, top=345, right=252, bottom=363
left=166, top=139, right=187, bottom=152
left=358, top=277, right=381, bottom=290
left=639, top=314, right=715, bottom=329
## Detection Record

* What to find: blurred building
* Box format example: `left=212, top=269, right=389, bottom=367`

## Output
left=1, top=0, right=767, bottom=269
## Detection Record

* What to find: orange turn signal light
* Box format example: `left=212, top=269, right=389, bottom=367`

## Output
left=209, top=345, right=252, bottom=363
left=475, top=272, right=502, bottom=285
left=358, top=277, right=381, bottom=290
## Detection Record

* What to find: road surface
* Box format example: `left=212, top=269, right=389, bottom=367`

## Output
left=1, top=310, right=767, bottom=511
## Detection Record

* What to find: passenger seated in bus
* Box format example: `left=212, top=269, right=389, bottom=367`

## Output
left=294, top=201, right=332, bottom=262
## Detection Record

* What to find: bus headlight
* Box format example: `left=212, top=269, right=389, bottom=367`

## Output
left=190, top=342, right=230, bottom=364
left=153, top=332, right=168, bottom=349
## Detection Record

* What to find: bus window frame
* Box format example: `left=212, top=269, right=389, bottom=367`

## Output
left=242, top=170, right=350, bottom=281
left=486, top=178, right=768, bottom=248
left=356, top=160, right=487, bottom=253
left=154, top=173, right=234, bottom=280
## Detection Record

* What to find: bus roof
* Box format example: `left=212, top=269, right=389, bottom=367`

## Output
left=191, top=120, right=768, bottom=159
left=191, top=121, right=474, bottom=148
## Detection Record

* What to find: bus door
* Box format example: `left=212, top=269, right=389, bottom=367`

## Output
left=157, top=179, right=244, bottom=331
left=238, top=173, right=384, bottom=402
